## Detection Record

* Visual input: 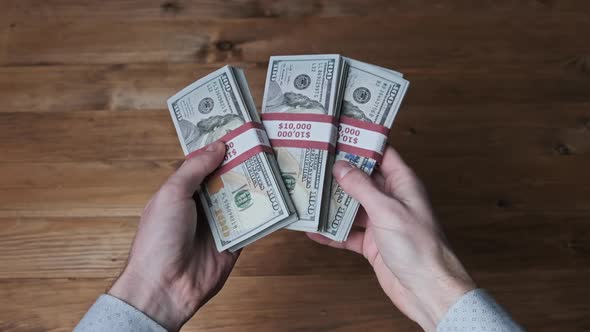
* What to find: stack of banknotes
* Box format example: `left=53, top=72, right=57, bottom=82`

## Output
left=167, top=55, right=409, bottom=252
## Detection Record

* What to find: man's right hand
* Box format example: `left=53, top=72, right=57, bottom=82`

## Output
left=308, top=146, right=476, bottom=332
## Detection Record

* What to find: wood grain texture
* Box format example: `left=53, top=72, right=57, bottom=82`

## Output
left=1, top=270, right=589, bottom=332
left=2, top=13, right=590, bottom=66
left=0, top=0, right=589, bottom=331
left=1, top=155, right=589, bottom=218
left=0, top=213, right=588, bottom=279
left=3, top=0, right=590, bottom=22
left=1, top=63, right=590, bottom=113
left=0, top=103, right=587, bottom=164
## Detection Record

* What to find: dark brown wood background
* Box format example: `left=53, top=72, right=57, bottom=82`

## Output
left=1, top=1, right=589, bottom=331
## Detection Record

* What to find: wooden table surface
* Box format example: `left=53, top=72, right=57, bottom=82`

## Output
left=1, top=1, right=589, bottom=331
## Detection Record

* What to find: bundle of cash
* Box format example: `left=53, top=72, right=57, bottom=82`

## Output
left=165, top=57, right=409, bottom=249
left=167, top=66, right=297, bottom=252
left=321, top=58, right=409, bottom=241
left=260, top=55, right=348, bottom=232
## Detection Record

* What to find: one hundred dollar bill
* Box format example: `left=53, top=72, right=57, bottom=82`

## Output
left=321, top=58, right=409, bottom=241
left=261, top=55, right=347, bottom=232
left=167, top=66, right=297, bottom=251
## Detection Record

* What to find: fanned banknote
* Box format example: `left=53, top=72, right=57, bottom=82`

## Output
left=321, top=58, right=409, bottom=241
left=261, top=55, right=347, bottom=232
left=167, top=66, right=297, bottom=251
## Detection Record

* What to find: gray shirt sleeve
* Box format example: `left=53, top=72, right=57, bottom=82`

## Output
left=436, top=289, right=524, bottom=332
left=74, top=294, right=167, bottom=332
left=76, top=289, right=522, bottom=332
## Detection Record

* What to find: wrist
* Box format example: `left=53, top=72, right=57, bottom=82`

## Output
left=419, top=275, right=476, bottom=331
left=415, top=249, right=476, bottom=331
left=109, top=268, right=193, bottom=331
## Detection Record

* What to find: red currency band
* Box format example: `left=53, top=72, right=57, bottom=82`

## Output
left=186, top=121, right=265, bottom=159
left=262, top=113, right=337, bottom=153
left=261, top=112, right=338, bottom=125
left=336, top=116, right=390, bottom=163
left=186, top=121, right=272, bottom=176
left=339, top=116, right=390, bottom=135
left=214, top=145, right=273, bottom=177
left=217, top=121, right=265, bottom=142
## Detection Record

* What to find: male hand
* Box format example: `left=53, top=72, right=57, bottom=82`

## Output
left=109, top=141, right=239, bottom=331
left=308, top=146, right=476, bottom=332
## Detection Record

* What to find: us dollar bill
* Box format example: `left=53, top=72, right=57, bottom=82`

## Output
left=167, top=66, right=297, bottom=252
left=261, top=55, right=347, bottom=232
left=322, top=58, right=409, bottom=241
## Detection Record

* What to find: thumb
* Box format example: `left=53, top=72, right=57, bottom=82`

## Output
left=167, top=141, right=226, bottom=197
left=333, top=160, right=391, bottom=214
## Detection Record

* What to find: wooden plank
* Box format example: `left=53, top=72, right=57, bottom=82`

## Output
left=1, top=156, right=588, bottom=191
left=0, top=111, right=182, bottom=162
left=1, top=63, right=590, bottom=113
left=1, top=154, right=587, bottom=196
left=1, top=14, right=589, bottom=66
left=0, top=153, right=589, bottom=218
left=0, top=270, right=589, bottom=331
left=0, top=161, right=169, bottom=217
left=0, top=103, right=588, bottom=163
left=0, top=218, right=369, bottom=279
left=0, top=218, right=134, bottom=279
left=0, top=275, right=403, bottom=332
left=2, top=0, right=589, bottom=23
left=0, top=211, right=588, bottom=278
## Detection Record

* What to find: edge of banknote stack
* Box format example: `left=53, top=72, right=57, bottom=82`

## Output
left=260, top=54, right=348, bottom=234
left=167, top=66, right=297, bottom=252
left=320, top=58, right=409, bottom=242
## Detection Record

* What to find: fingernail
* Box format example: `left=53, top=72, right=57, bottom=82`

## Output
left=205, top=142, right=217, bottom=152
left=334, top=161, right=353, bottom=179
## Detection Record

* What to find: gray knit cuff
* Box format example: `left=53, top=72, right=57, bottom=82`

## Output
left=74, top=294, right=167, bottom=332
left=437, top=289, right=524, bottom=332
